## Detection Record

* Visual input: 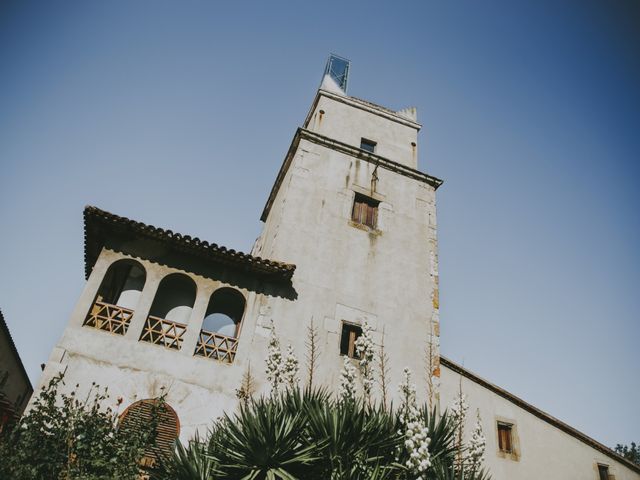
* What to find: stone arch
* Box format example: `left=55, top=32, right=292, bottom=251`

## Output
left=148, top=273, right=197, bottom=325
left=202, top=287, right=246, bottom=338
left=95, top=259, right=146, bottom=311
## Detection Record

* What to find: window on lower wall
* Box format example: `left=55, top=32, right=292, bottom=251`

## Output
left=119, top=399, right=180, bottom=471
left=351, top=193, right=379, bottom=229
left=598, top=464, right=610, bottom=480
left=497, top=422, right=513, bottom=453
left=340, top=323, right=362, bottom=358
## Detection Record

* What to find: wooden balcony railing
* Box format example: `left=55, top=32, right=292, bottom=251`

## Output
left=194, top=330, right=238, bottom=363
left=84, top=301, right=134, bottom=335
left=139, top=316, right=187, bottom=350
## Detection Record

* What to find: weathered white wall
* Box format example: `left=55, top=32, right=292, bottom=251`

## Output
left=304, top=90, right=420, bottom=169
left=252, top=91, right=440, bottom=406
left=440, top=363, right=640, bottom=480
left=32, top=249, right=267, bottom=441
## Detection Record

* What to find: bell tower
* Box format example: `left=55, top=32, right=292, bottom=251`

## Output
left=253, top=56, right=443, bottom=405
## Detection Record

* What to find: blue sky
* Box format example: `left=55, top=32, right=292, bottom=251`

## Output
left=1, top=0, right=638, bottom=447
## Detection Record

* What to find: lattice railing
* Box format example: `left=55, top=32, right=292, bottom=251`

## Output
left=194, top=330, right=238, bottom=363
left=84, top=301, right=134, bottom=335
left=139, top=316, right=187, bottom=350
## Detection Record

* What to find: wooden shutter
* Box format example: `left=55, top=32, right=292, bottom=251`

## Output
left=352, top=195, right=378, bottom=229
left=120, top=399, right=180, bottom=467
left=498, top=424, right=512, bottom=453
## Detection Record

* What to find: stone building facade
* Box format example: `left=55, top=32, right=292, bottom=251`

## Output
left=0, top=310, right=33, bottom=431
left=30, top=60, right=639, bottom=479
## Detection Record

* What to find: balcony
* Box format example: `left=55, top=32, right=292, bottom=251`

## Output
left=194, top=329, right=238, bottom=363
left=84, top=301, right=134, bottom=335
left=139, top=316, right=187, bottom=350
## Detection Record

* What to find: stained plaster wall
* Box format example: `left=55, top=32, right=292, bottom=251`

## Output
left=31, top=249, right=279, bottom=441
left=252, top=90, right=440, bottom=406
left=305, top=90, right=420, bottom=169
left=440, top=363, right=640, bottom=480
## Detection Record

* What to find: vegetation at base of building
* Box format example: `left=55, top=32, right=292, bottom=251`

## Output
left=159, top=387, right=491, bottom=480
left=160, top=321, right=490, bottom=480
left=615, top=442, right=640, bottom=465
left=0, top=374, right=158, bottom=480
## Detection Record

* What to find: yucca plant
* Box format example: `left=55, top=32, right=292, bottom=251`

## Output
left=208, top=393, right=320, bottom=479
left=158, top=389, right=490, bottom=480
left=159, top=434, right=217, bottom=480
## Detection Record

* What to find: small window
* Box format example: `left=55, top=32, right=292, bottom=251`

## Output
left=360, top=138, right=376, bottom=153
left=598, top=464, right=610, bottom=480
left=497, top=422, right=513, bottom=453
left=340, top=323, right=362, bottom=358
left=351, top=193, right=379, bottom=229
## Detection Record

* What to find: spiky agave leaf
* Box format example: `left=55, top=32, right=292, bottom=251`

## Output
left=159, top=435, right=217, bottom=480
left=303, top=397, right=400, bottom=478
left=421, top=406, right=458, bottom=468
left=210, top=394, right=319, bottom=479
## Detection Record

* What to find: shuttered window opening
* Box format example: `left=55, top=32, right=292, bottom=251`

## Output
left=351, top=193, right=379, bottom=229
left=119, top=399, right=180, bottom=469
left=497, top=422, right=513, bottom=453
left=598, top=464, right=610, bottom=480
left=340, top=323, right=362, bottom=359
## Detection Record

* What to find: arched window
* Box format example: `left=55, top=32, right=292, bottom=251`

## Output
left=84, top=259, right=146, bottom=335
left=140, top=274, right=196, bottom=350
left=195, top=287, right=245, bottom=363
left=119, top=399, right=179, bottom=470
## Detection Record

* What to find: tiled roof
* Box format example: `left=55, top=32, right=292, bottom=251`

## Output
left=83, top=206, right=296, bottom=280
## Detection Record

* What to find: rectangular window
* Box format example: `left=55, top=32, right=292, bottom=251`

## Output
left=340, top=323, right=362, bottom=358
left=351, top=193, right=379, bottom=229
left=360, top=138, right=376, bottom=153
left=598, top=464, right=610, bottom=480
left=497, top=422, right=513, bottom=453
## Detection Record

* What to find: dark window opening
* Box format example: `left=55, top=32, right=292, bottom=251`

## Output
left=340, top=323, right=362, bottom=358
left=497, top=422, right=513, bottom=453
left=360, top=138, right=376, bottom=153
left=351, top=193, right=379, bottom=229
left=148, top=274, right=196, bottom=324
left=96, top=260, right=146, bottom=308
left=84, top=260, right=146, bottom=335
left=202, top=288, right=246, bottom=338
left=598, top=464, right=610, bottom=480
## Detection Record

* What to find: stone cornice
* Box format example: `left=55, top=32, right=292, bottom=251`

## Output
left=260, top=128, right=443, bottom=222
left=303, top=89, right=422, bottom=130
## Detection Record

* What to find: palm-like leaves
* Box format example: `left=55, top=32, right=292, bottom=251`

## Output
left=161, top=435, right=217, bottom=480
left=210, top=394, right=319, bottom=479
left=158, top=389, right=490, bottom=480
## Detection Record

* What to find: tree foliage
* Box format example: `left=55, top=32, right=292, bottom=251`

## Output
left=0, top=374, right=158, bottom=480
left=615, top=442, right=640, bottom=465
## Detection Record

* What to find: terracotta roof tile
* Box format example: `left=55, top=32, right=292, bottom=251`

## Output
left=83, top=206, right=295, bottom=280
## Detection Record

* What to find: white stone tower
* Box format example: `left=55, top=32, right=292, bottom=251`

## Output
left=252, top=55, right=443, bottom=405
